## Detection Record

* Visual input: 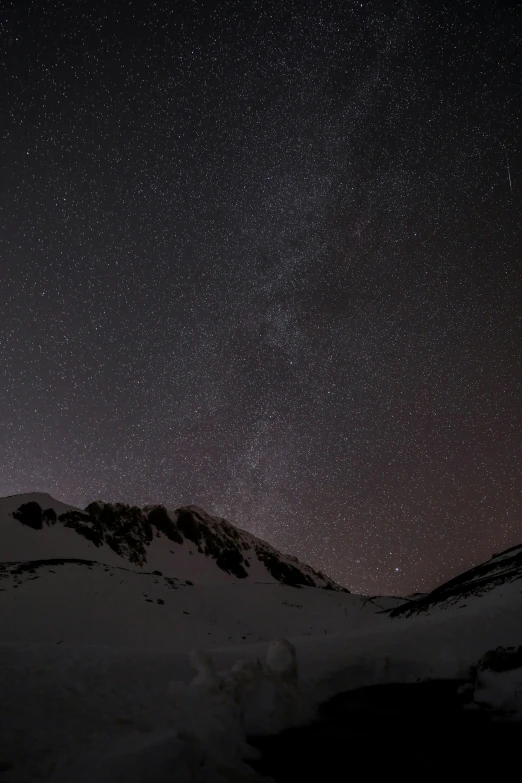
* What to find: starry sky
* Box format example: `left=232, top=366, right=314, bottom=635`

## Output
left=1, top=0, right=521, bottom=595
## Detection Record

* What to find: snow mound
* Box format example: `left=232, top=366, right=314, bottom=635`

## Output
left=168, top=638, right=314, bottom=769
left=466, top=645, right=522, bottom=719
left=50, top=639, right=306, bottom=782
left=471, top=669, right=522, bottom=718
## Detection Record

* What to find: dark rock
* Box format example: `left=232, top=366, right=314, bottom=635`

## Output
left=255, top=547, right=315, bottom=588
left=176, top=509, right=201, bottom=545
left=476, top=646, right=522, bottom=673
left=12, top=502, right=43, bottom=530
left=215, top=548, right=248, bottom=579
left=146, top=505, right=183, bottom=545
left=42, top=508, right=57, bottom=525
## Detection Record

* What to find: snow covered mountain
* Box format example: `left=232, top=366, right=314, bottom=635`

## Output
left=0, top=492, right=343, bottom=589
left=1, top=492, right=397, bottom=650
left=388, top=544, right=522, bottom=617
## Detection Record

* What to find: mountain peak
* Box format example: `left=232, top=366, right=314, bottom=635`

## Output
left=1, top=493, right=347, bottom=591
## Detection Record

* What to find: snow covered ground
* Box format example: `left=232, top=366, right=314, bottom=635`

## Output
left=0, top=559, right=391, bottom=649
left=1, top=492, right=521, bottom=781
left=1, top=576, right=521, bottom=781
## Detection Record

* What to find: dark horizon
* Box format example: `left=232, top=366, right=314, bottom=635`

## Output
left=1, top=0, right=521, bottom=595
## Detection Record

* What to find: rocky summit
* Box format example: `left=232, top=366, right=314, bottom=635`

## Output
left=1, top=492, right=345, bottom=590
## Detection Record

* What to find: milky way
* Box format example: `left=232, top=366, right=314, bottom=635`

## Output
left=1, top=0, right=520, bottom=594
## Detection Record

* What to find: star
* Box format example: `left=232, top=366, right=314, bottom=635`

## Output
left=0, top=0, right=520, bottom=596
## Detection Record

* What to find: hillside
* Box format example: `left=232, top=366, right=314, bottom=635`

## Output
left=0, top=493, right=401, bottom=650
left=388, top=544, right=522, bottom=618
left=0, top=492, right=343, bottom=590
left=0, top=557, right=394, bottom=649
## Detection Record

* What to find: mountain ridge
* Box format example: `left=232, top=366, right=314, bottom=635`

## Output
left=1, top=492, right=346, bottom=591
left=388, top=543, right=522, bottom=617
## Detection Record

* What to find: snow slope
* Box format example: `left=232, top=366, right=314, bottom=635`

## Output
left=0, top=558, right=390, bottom=650
left=388, top=542, right=522, bottom=617
left=0, top=493, right=403, bottom=653
left=0, top=493, right=343, bottom=589
left=0, top=493, right=110, bottom=564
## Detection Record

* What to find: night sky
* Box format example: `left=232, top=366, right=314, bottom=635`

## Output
left=1, top=0, right=521, bottom=595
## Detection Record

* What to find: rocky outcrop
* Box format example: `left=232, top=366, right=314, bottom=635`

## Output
left=8, top=498, right=345, bottom=590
